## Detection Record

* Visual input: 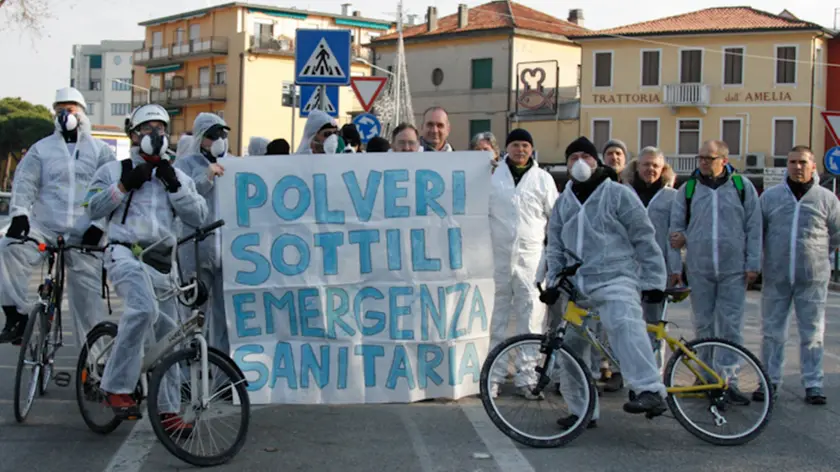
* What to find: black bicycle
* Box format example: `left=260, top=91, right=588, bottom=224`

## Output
left=10, top=235, right=106, bottom=423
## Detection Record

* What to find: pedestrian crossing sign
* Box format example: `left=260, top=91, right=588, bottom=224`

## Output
left=299, top=85, right=339, bottom=118
left=295, top=29, right=351, bottom=86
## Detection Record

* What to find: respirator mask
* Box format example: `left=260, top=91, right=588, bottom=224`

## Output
left=570, top=159, right=594, bottom=182
left=55, top=109, right=80, bottom=143
left=139, top=130, right=169, bottom=161
left=200, top=125, right=230, bottom=163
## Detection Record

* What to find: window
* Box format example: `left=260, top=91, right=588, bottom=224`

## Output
left=256, top=22, right=273, bottom=39
left=594, top=52, right=612, bottom=87
left=471, top=58, right=492, bottom=89
left=89, top=79, right=101, bottom=91
left=721, top=119, right=742, bottom=156
left=70, top=57, right=74, bottom=69
left=469, top=119, right=491, bottom=139
left=199, top=67, right=210, bottom=85
left=150, top=75, right=162, bottom=89
left=680, top=49, right=702, bottom=83
left=112, top=79, right=132, bottom=91
left=431, top=68, right=444, bottom=86
left=111, top=103, right=131, bottom=116
left=641, top=50, right=660, bottom=87
left=89, top=54, right=102, bottom=69
left=87, top=103, right=96, bottom=116
left=776, top=46, right=797, bottom=84
left=639, top=119, right=658, bottom=149
left=189, top=24, right=201, bottom=42
left=723, top=47, right=744, bottom=85
left=592, top=120, right=611, bottom=153
left=164, top=72, right=175, bottom=89
left=152, top=31, right=163, bottom=47
left=175, top=28, right=185, bottom=44
left=678, top=120, right=701, bottom=155
left=215, top=64, right=227, bottom=85
left=773, top=119, right=795, bottom=156
left=70, top=78, right=75, bottom=88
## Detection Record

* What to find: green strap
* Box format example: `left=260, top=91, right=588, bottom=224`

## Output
left=732, top=174, right=745, bottom=203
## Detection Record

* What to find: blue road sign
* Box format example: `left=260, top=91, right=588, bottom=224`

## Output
left=825, top=146, right=840, bottom=176
left=295, top=29, right=351, bottom=86
left=352, top=113, right=382, bottom=145
left=300, top=85, right=339, bottom=118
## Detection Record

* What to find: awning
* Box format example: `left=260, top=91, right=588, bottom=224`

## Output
left=248, top=8, right=307, bottom=20
left=165, top=107, right=182, bottom=116
left=335, top=18, right=390, bottom=30
left=145, top=64, right=183, bottom=74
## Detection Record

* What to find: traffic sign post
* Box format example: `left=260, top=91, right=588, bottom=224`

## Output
left=352, top=113, right=382, bottom=145
left=825, top=146, right=840, bottom=176
left=300, top=85, right=339, bottom=118
left=822, top=111, right=840, bottom=146
left=350, top=76, right=388, bottom=112
left=295, top=29, right=351, bottom=88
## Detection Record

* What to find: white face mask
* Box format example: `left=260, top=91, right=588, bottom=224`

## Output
left=140, top=133, right=169, bottom=157
left=210, top=138, right=228, bottom=158
left=55, top=110, right=78, bottom=133
left=570, top=159, right=594, bottom=182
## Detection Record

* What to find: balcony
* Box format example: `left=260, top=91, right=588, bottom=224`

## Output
left=133, top=37, right=228, bottom=66
left=136, top=84, right=227, bottom=107
left=666, top=156, right=697, bottom=175
left=249, top=34, right=294, bottom=56
left=663, top=83, right=711, bottom=114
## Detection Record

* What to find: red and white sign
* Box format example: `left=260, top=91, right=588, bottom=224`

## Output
left=350, top=76, right=388, bottom=112
left=822, top=111, right=840, bottom=146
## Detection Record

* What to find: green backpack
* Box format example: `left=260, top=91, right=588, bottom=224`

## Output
left=684, top=173, right=745, bottom=227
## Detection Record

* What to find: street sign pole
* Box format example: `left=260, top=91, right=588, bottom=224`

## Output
left=318, top=85, right=328, bottom=113
left=295, top=29, right=351, bottom=123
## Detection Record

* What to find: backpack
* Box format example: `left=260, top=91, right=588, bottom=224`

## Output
left=684, top=172, right=745, bottom=227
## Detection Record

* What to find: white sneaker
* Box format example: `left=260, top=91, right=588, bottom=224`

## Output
left=518, top=386, right=545, bottom=400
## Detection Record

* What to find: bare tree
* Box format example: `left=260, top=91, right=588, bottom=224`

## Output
left=0, top=0, right=52, bottom=33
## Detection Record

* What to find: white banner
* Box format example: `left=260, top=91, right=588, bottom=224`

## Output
left=217, top=152, right=494, bottom=404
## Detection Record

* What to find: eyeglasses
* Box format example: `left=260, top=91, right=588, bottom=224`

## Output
left=696, top=155, right=721, bottom=162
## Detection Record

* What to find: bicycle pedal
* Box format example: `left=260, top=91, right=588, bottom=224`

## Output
left=54, top=371, right=72, bottom=387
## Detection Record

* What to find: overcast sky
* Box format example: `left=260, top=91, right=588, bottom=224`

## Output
left=0, top=0, right=834, bottom=107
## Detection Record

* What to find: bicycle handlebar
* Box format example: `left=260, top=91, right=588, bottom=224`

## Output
left=11, top=235, right=106, bottom=254
left=177, top=219, right=225, bottom=246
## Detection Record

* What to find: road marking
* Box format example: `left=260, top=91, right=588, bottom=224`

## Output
left=460, top=403, right=536, bottom=472
left=397, top=409, right=435, bottom=472
left=103, top=417, right=157, bottom=472
left=0, top=398, right=75, bottom=404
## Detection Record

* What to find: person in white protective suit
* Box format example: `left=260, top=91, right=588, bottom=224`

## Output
left=621, top=147, right=682, bottom=372
left=84, top=104, right=207, bottom=432
left=174, top=112, right=230, bottom=354
left=295, top=110, right=339, bottom=154
left=246, top=136, right=269, bottom=156
left=544, top=136, right=668, bottom=429
left=669, top=139, right=761, bottom=405
left=176, top=134, right=195, bottom=161
left=757, top=145, right=840, bottom=405
left=488, top=128, right=559, bottom=399
left=0, top=87, right=113, bottom=344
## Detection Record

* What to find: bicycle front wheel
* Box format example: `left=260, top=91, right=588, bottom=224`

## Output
left=39, top=307, right=61, bottom=395
left=75, top=321, right=123, bottom=434
left=148, top=346, right=250, bottom=467
left=479, top=333, right=596, bottom=448
left=14, top=306, right=45, bottom=423
left=664, top=337, right=774, bottom=446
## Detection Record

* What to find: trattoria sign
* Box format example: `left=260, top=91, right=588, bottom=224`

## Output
left=725, top=91, right=792, bottom=102
left=592, top=93, right=661, bottom=104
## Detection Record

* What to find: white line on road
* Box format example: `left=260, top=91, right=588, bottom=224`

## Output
left=397, top=409, right=435, bottom=472
left=460, top=404, right=536, bottom=472
left=102, top=417, right=157, bottom=472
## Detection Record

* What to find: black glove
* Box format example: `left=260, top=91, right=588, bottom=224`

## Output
left=81, top=226, right=104, bottom=246
left=6, top=215, right=29, bottom=239
left=539, top=286, right=561, bottom=306
left=120, top=162, right=154, bottom=192
left=155, top=160, right=181, bottom=193
left=641, top=289, right=666, bottom=304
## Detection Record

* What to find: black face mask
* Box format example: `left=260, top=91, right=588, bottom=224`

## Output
left=139, top=131, right=168, bottom=160
left=56, top=109, right=79, bottom=143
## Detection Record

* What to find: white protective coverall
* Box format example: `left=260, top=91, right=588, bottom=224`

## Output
left=760, top=174, right=840, bottom=389
left=175, top=135, right=195, bottom=160
left=247, top=137, right=270, bottom=156
left=85, top=147, right=207, bottom=409
left=0, top=119, right=113, bottom=344
left=669, top=170, right=761, bottom=376
left=547, top=178, right=667, bottom=419
left=488, top=160, right=558, bottom=387
left=295, top=110, right=336, bottom=154
left=622, top=161, right=681, bottom=369
left=174, top=113, right=229, bottom=353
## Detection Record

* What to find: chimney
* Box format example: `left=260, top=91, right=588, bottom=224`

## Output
left=341, top=3, right=351, bottom=16
left=457, top=4, right=468, bottom=28
left=567, top=8, right=584, bottom=26
left=352, top=10, right=361, bottom=17
left=407, top=14, right=418, bottom=25
left=426, top=6, right=438, bottom=32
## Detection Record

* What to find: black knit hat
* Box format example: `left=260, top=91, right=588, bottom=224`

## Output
left=565, top=136, right=601, bottom=163
left=506, top=128, right=533, bottom=147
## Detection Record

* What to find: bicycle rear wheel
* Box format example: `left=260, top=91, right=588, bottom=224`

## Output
left=148, top=346, right=250, bottom=467
left=14, top=306, right=45, bottom=423
left=479, top=333, right=596, bottom=448
left=75, top=321, right=123, bottom=434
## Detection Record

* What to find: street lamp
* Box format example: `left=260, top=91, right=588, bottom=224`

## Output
left=113, top=79, right=151, bottom=104
left=355, top=58, right=395, bottom=77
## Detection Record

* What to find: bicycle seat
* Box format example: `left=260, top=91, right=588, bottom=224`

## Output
left=665, top=286, right=691, bottom=302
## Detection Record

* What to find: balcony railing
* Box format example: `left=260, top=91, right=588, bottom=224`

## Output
left=133, top=36, right=228, bottom=65
left=134, top=84, right=227, bottom=107
left=666, top=156, right=697, bottom=174
left=663, top=83, right=711, bottom=108
left=249, top=34, right=294, bottom=54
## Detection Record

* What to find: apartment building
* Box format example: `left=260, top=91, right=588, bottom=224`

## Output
left=70, top=40, right=144, bottom=127
left=370, top=1, right=587, bottom=162
left=130, top=2, right=393, bottom=153
left=569, top=7, right=832, bottom=173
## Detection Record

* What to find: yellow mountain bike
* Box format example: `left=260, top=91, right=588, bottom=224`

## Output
left=479, top=248, right=774, bottom=447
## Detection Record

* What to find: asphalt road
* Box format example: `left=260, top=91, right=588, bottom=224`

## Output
left=1, top=279, right=840, bottom=472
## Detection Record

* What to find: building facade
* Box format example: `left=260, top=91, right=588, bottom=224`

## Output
left=370, top=2, right=587, bottom=163
left=70, top=41, right=143, bottom=127
left=825, top=33, right=840, bottom=153
left=130, top=2, right=393, bottom=154
left=570, top=7, right=832, bottom=174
